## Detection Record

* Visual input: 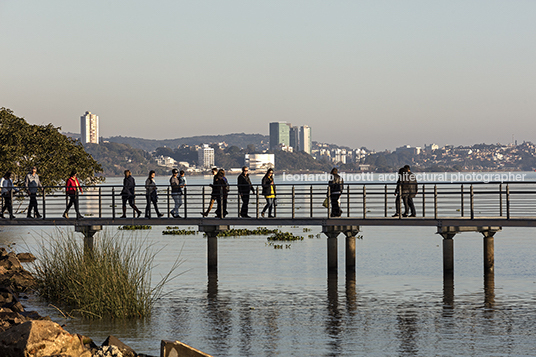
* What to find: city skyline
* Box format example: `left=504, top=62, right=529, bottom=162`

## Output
left=2, top=1, right=535, bottom=151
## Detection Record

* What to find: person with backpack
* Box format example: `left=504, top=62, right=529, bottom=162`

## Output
left=328, top=168, right=344, bottom=217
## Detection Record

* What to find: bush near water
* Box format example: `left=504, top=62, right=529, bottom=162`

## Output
left=31, top=229, right=181, bottom=319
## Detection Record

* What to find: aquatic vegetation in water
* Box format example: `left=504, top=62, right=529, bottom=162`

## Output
left=162, top=228, right=197, bottom=235
left=216, top=227, right=278, bottom=237
left=267, top=231, right=304, bottom=241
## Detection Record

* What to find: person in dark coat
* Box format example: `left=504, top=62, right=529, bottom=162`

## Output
left=214, top=169, right=229, bottom=218
left=238, top=166, right=255, bottom=218
left=201, top=167, right=219, bottom=217
left=1, top=171, right=18, bottom=219
left=145, top=170, right=163, bottom=218
left=120, top=169, right=141, bottom=218
left=401, top=165, right=418, bottom=217
left=328, top=168, right=344, bottom=217
left=261, top=168, right=276, bottom=218
left=392, top=167, right=405, bottom=217
left=24, top=166, right=42, bottom=218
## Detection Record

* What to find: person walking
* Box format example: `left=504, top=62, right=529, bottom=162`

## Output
left=201, top=167, right=219, bottom=217
left=63, top=170, right=83, bottom=219
left=401, top=165, right=418, bottom=217
left=261, top=168, right=276, bottom=218
left=120, top=170, right=141, bottom=218
left=170, top=169, right=186, bottom=218
left=1, top=171, right=18, bottom=219
left=328, top=168, right=344, bottom=217
left=237, top=166, right=255, bottom=218
left=214, top=169, right=229, bottom=218
left=145, top=170, right=163, bottom=218
left=24, top=166, right=42, bottom=218
left=392, top=167, right=405, bottom=217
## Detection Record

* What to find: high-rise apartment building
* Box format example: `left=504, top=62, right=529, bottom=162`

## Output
left=198, top=144, right=215, bottom=169
left=269, top=122, right=290, bottom=149
left=299, top=125, right=311, bottom=154
left=80, top=111, right=99, bottom=144
left=289, top=126, right=300, bottom=150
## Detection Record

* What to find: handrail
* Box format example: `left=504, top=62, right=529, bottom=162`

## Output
left=2, top=181, right=536, bottom=220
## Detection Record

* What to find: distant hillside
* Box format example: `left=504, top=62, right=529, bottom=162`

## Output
left=106, top=133, right=269, bottom=152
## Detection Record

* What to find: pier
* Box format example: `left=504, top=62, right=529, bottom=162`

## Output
left=2, top=181, right=536, bottom=280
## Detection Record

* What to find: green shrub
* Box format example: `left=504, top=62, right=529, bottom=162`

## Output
left=31, top=228, right=181, bottom=319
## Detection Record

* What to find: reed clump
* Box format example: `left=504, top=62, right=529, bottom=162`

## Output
left=32, top=229, right=181, bottom=319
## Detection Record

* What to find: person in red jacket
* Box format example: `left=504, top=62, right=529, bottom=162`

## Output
left=63, top=169, right=83, bottom=219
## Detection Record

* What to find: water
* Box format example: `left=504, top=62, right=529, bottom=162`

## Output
left=2, top=174, right=536, bottom=356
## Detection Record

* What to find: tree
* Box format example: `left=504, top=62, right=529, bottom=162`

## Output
left=0, top=108, right=103, bottom=189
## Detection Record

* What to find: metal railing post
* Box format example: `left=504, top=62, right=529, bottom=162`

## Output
left=422, top=184, right=426, bottom=218
left=202, top=186, right=205, bottom=213
left=506, top=184, right=510, bottom=219
left=499, top=183, right=503, bottom=217
left=237, top=187, right=241, bottom=217
left=461, top=184, right=464, bottom=217
left=256, top=186, right=259, bottom=219
left=184, top=187, right=188, bottom=218
left=346, top=185, right=350, bottom=217
left=310, top=185, right=313, bottom=218
left=470, top=185, right=474, bottom=219
left=98, top=187, right=102, bottom=218
left=112, top=187, right=116, bottom=219
left=42, top=187, right=46, bottom=219
left=292, top=185, right=295, bottom=219
left=327, top=186, right=331, bottom=218
left=167, top=187, right=170, bottom=218
left=384, top=185, right=387, bottom=217
left=363, top=186, right=366, bottom=219
left=434, top=185, right=438, bottom=219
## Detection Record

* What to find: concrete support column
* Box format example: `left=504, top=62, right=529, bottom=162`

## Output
left=440, top=232, right=456, bottom=276
left=326, top=233, right=339, bottom=272
left=343, top=226, right=360, bottom=272
left=199, top=225, right=229, bottom=272
left=75, top=225, right=102, bottom=254
left=481, top=230, right=496, bottom=275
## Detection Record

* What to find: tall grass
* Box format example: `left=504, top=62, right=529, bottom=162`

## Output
left=31, top=228, right=182, bottom=319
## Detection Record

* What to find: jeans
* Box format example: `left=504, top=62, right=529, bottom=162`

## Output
left=262, top=197, right=275, bottom=217
left=171, top=193, right=183, bottom=216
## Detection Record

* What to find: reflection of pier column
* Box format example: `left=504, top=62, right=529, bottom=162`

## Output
left=345, top=271, right=357, bottom=313
left=199, top=225, right=229, bottom=272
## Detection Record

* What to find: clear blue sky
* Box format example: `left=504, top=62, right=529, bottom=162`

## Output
left=2, top=0, right=535, bottom=151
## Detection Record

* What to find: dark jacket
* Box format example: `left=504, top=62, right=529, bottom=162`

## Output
left=261, top=175, right=275, bottom=197
left=237, top=173, right=255, bottom=195
left=213, top=176, right=230, bottom=197
left=328, top=174, right=343, bottom=195
left=401, top=171, right=418, bottom=198
left=121, top=176, right=136, bottom=197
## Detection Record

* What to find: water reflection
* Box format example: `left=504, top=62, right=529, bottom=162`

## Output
left=205, top=270, right=232, bottom=355
left=326, top=272, right=342, bottom=356
left=345, top=271, right=357, bottom=314
left=396, top=304, right=419, bottom=356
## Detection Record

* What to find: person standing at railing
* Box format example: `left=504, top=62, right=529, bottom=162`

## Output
left=1, top=171, right=18, bottom=219
left=63, top=170, right=83, bottom=219
left=214, top=169, right=229, bottom=218
left=401, top=165, right=418, bottom=217
left=24, top=166, right=42, bottom=218
left=145, top=170, right=163, bottom=218
left=392, top=167, right=405, bottom=217
left=120, top=170, right=142, bottom=218
left=170, top=169, right=186, bottom=218
left=201, top=167, right=219, bottom=217
left=261, top=168, right=276, bottom=218
left=328, top=168, right=344, bottom=217
left=238, top=166, right=255, bottom=218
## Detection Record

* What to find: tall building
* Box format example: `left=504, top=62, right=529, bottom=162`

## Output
left=299, top=125, right=311, bottom=154
left=80, top=111, right=99, bottom=144
left=198, top=144, right=215, bottom=169
left=289, top=126, right=300, bottom=151
left=269, top=122, right=290, bottom=149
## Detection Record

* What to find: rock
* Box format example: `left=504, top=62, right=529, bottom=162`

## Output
left=93, top=345, right=124, bottom=357
left=0, top=255, right=22, bottom=271
left=102, top=335, right=136, bottom=357
left=16, top=252, right=36, bottom=263
left=0, top=269, right=36, bottom=292
left=0, top=320, right=91, bottom=357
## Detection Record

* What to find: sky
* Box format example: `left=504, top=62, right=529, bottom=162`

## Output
left=1, top=0, right=536, bottom=151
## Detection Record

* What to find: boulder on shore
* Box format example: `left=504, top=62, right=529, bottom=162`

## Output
left=0, top=320, right=91, bottom=357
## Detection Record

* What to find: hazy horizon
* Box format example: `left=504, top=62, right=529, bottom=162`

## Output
left=2, top=1, right=535, bottom=152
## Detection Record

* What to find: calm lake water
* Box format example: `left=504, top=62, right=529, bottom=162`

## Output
left=2, top=173, right=536, bottom=356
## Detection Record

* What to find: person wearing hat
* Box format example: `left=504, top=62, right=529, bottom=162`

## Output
left=24, top=166, right=43, bottom=218
left=170, top=168, right=186, bottom=218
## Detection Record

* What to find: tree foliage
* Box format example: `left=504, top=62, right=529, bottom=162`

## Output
left=0, top=108, right=103, bottom=189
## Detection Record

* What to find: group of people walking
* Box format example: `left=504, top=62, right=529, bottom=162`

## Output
left=1, top=165, right=418, bottom=219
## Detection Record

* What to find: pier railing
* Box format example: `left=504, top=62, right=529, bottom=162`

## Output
left=2, top=181, right=536, bottom=220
